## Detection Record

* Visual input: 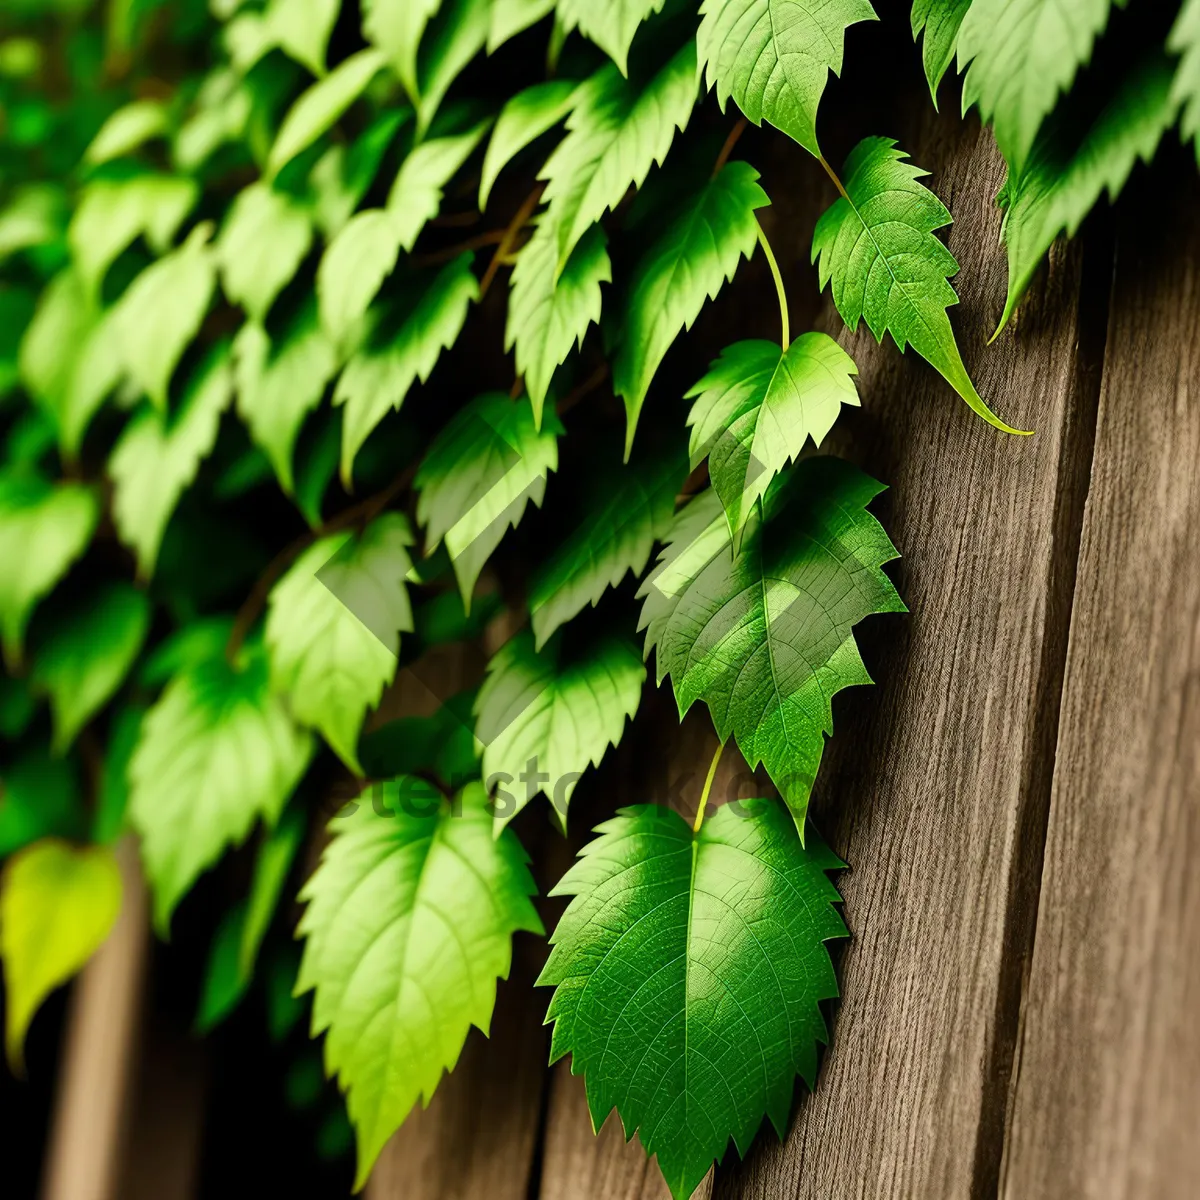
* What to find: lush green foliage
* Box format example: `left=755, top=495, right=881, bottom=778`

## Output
left=1, top=0, right=1194, bottom=1194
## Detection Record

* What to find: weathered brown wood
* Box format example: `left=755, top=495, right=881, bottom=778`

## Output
left=709, top=108, right=1107, bottom=1197
left=40, top=837, right=150, bottom=1200
left=998, top=176, right=1200, bottom=1200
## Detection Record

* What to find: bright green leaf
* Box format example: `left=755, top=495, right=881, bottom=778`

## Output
left=639, top=457, right=904, bottom=830
left=296, top=780, right=542, bottom=1188
left=539, top=798, right=846, bottom=1200
left=1173, top=0, right=1200, bottom=165
left=479, top=80, right=577, bottom=210
left=0, top=184, right=64, bottom=261
left=363, top=0, right=442, bottom=100
left=129, top=645, right=313, bottom=932
left=488, top=0, right=554, bottom=50
left=84, top=100, right=170, bottom=164
left=217, top=184, right=314, bottom=322
left=270, top=0, right=340, bottom=75
left=1, top=840, right=122, bottom=1070
left=911, top=0, right=971, bottom=104
left=267, top=514, right=415, bottom=772
left=114, top=223, right=217, bottom=412
left=506, top=218, right=609, bottom=425
left=31, top=582, right=150, bottom=754
left=996, top=51, right=1177, bottom=334
left=416, top=392, right=562, bottom=607
left=613, top=160, right=769, bottom=457
left=540, top=43, right=697, bottom=273
left=476, top=631, right=644, bottom=830
left=813, top=137, right=1025, bottom=434
left=413, top=0, right=491, bottom=135
left=267, top=48, right=387, bottom=178
left=529, top=450, right=684, bottom=648
left=698, top=0, right=877, bottom=157
left=958, top=0, right=1121, bottom=180
left=318, top=119, right=488, bottom=346
left=69, top=175, right=198, bottom=300
left=309, top=109, right=409, bottom=238
left=234, top=304, right=338, bottom=494
left=686, top=334, right=859, bottom=543
left=0, top=473, right=98, bottom=669
left=335, top=253, right=478, bottom=486
left=109, top=346, right=234, bottom=578
left=556, top=0, right=665, bottom=74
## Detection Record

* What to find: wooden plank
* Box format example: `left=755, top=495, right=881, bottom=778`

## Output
left=41, top=837, right=150, bottom=1200
left=999, top=174, right=1200, bottom=1200
left=709, top=107, right=1107, bottom=1196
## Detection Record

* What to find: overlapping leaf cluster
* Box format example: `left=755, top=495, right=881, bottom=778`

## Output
left=2, top=0, right=1194, bottom=1196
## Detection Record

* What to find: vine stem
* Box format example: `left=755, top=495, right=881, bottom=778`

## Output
left=755, top=218, right=790, bottom=351
left=818, top=153, right=850, bottom=202
left=478, top=183, right=545, bottom=299
left=693, top=740, right=726, bottom=834
left=711, top=116, right=747, bottom=178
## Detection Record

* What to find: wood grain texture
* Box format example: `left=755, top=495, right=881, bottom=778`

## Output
left=40, top=837, right=150, bottom=1200
left=999, top=174, right=1200, bottom=1200
left=711, top=107, right=1106, bottom=1199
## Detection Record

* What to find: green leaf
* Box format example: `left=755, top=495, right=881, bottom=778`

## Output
left=129, top=645, right=313, bottom=933
left=476, top=631, right=644, bottom=830
left=479, top=80, right=577, bottom=210
left=334, top=253, right=478, bottom=486
left=538, top=799, right=846, bottom=1200
left=310, top=110, right=409, bottom=238
left=69, top=176, right=198, bottom=301
left=540, top=43, right=698, bottom=273
left=416, top=392, right=562, bottom=607
left=686, top=334, right=859, bottom=543
left=813, top=137, right=1025, bottom=434
left=1, top=839, right=122, bottom=1070
left=267, top=48, right=387, bottom=178
left=413, top=0, right=491, bottom=135
left=217, top=184, right=314, bottom=322
left=359, top=689, right=482, bottom=783
left=95, top=704, right=144, bottom=844
left=528, top=450, right=684, bottom=648
left=613, top=160, right=769, bottom=457
left=698, top=0, right=877, bottom=157
left=639, top=457, right=904, bottom=830
left=0, top=750, right=85, bottom=858
left=18, top=270, right=124, bottom=457
left=317, top=119, right=489, bottom=346
left=267, top=514, right=414, bottom=773
left=114, top=223, right=217, bottom=412
left=506, top=218, right=610, bottom=425
left=1173, top=0, right=1200, bottom=166
left=556, top=0, right=665, bottom=74
left=958, top=0, right=1120, bottom=180
left=197, top=806, right=306, bottom=1031
left=996, top=50, right=1177, bottom=334
left=296, top=780, right=542, bottom=1188
left=234, top=304, right=338, bottom=494
left=363, top=0, right=441, bottom=100
left=0, top=473, right=98, bottom=669
left=911, top=0, right=971, bottom=104
left=109, top=346, right=234, bottom=579
left=84, top=99, right=170, bottom=164
left=488, top=0, right=554, bottom=51
left=0, top=184, right=64, bottom=262
left=31, top=582, right=151, bottom=754
left=269, top=0, right=340, bottom=75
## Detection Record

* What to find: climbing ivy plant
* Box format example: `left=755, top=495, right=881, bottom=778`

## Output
left=1, top=0, right=1197, bottom=1195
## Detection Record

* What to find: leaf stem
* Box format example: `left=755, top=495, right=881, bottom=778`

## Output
left=479, top=183, right=544, bottom=299
left=693, top=740, right=725, bottom=834
left=711, top=117, right=747, bottom=178
left=755, top=219, right=789, bottom=351
left=817, top=153, right=850, bottom=202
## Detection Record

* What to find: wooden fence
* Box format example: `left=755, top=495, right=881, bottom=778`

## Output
left=35, top=82, right=1200, bottom=1200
